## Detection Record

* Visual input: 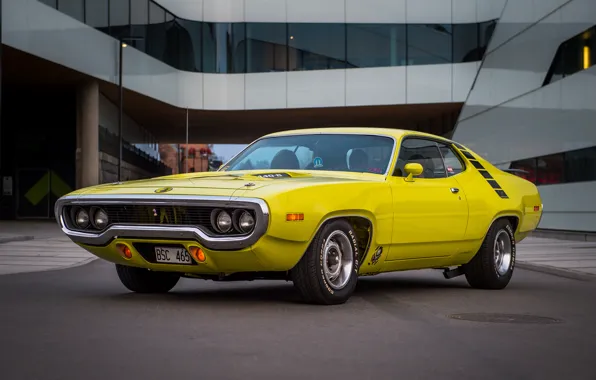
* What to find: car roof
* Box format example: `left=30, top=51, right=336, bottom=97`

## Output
left=262, top=127, right=455, bottom=144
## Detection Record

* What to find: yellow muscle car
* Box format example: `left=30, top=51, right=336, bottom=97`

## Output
left=55, top=128, right=543, bottom=305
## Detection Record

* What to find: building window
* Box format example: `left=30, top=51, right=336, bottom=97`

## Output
left=45, top=1, right=499, bottom=74
left=39, top=0, right=57, bottom=8
left=58, top=0, right=84, bottom=22
left=202, top=23, right=246, bottom=73
left=544, top=25, right=596, bottom=86
left=346, top=24, right=406, bottom=68
left=510, top=146, right=596, bottom=186
left=131, top=0, right=149, bottom=25
left=246, top=23, right=287, bottom=73
left=288, top=23, right=346, bottom=71
left=85, top=0, right=109, bottom=29
left=453, top=23, right=479, bottom=62
left=407, top=24, right=452, bottom=65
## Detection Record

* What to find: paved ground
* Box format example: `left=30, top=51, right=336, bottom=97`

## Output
left=0, top=259, right=594, bottom=380
left=0, top=221, right=94, bottom=275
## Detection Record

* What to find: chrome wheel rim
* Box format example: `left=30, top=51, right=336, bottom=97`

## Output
left=494, top=230, right=512, bottom=276
left=322, top=230, right=354, bottom=290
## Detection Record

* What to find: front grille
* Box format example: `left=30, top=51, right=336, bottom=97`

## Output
left=102, top=205, right=214, bottom=230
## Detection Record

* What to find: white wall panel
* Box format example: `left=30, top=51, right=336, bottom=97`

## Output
left=407, top=64, right=452, bottom=104
left=286, top=0, right=345, bottom=23
left=287, top=70, right=346, bottom=108
left=178, top=71, right=204, bottom=110
left=153, top=0, right=203, bottom=20
left=452, top=0, right=477, bottom=23
left=245, top=73, right=288, bottom=109
left=346, top=67, right=406, bottom=106
left=245, top=0, right=286, bottom=22
left=476, top=0, right=507, bottom=22
left=203, top=74, right=245, bottom=110
left=4, top=0, right=116, bottom=83
left=345, top=0, right=406, bottom=23
left=538, top=182, right=596, bottom=231
left=452, top=61, right=479, bottom=102
left=406, top=0, right=452, bottom=24
left=203, top=0, right=244, bottom=22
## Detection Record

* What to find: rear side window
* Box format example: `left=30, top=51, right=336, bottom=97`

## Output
left=438, top=143, right=465, bottom=176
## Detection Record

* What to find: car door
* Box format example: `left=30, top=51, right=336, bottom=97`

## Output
left=386, top=137, right=470, bottom=260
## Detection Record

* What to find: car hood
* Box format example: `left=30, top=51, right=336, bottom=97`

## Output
left=74, top=170, right=382, bottom=199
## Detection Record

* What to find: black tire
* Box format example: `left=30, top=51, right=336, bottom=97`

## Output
left=291, top=219, right=360, bottom=305
left=463, top=218, right=516, bottom=290
left=115, top=264, right=180, bottom=293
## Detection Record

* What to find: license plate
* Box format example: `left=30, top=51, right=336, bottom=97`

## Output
left=154, top=246, right=193, bottom=265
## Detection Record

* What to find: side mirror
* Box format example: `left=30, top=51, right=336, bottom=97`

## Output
left=404, top=163, right=423, bottom=182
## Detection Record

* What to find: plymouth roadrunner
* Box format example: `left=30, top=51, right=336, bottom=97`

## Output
left=55, top=128, right=543, bottom=305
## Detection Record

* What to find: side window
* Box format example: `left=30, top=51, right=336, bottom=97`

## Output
left=393, top=138, right=446, bottom=178
left=438, top=143, right=465, bottom=176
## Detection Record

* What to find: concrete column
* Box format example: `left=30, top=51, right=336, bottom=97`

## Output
left=76, top=80, right=100, bottom=189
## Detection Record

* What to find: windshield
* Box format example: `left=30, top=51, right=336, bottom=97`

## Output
left=221, top=134, right=395, bottom=174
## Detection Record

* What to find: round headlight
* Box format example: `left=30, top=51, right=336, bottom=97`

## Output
left=216, top=211, right=232, bottom=233
left=75, top=209, right=89, bottom=228
left=93, top=208, right=109, bottom=229
left=238, top=211, right=255, bottom=233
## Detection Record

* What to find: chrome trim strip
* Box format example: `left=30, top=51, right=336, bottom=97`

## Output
left=55, top=194, right=269, bottom=251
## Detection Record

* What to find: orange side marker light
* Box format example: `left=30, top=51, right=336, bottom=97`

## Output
left=116, top=244, right=132, bottom=259
left=189, top=246, right=206, bottom=262
left=534, top=205, right=540, bottom=212
left=286, top=213, right=304, bottom=221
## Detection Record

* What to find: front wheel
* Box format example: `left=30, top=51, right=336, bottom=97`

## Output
left=116, top=264, right=180, bottom=293
left=291, top=219, right=360, bottom=305
left=463, top=218, right=516, bottom=289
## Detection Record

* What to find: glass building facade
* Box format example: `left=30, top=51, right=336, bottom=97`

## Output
left=39, top=0, right=496, bottom=74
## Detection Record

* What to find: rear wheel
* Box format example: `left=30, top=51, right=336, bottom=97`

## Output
left=115, top=264, right=180, bottom=293
left=291, top=219, right=359, bottom=305
left=463, top=218, right=516, bottom=289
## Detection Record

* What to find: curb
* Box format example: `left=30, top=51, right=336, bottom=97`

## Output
left=0, top=235, right=35, bottom=244
left=517, top=261, right=596, bottom=282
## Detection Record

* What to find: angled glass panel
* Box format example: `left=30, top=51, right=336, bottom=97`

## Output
left=246, top=23, right=287, bottom=73
left=347, top=24, right=406, bottom=68
left=288, top=23, right=346, bottom=71
left=407, top=24, right=452, bottom=65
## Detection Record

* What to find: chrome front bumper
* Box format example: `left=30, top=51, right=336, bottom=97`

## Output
left=55, top=194, right=270, bottom=251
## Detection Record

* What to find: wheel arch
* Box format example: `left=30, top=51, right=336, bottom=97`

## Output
left=488, top=211, right=521, bottom=236
left=305, top=211, right=376, bottom=265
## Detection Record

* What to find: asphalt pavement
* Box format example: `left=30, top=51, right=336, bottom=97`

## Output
left=0, top=258, right=595, bottom=380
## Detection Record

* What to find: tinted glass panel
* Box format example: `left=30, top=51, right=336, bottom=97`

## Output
left=479, top=20, right=496, bottom=53
left=203, top=23, right=246, bottom=73
left=564, top=147, right=596, bottom=183
left=537, top=154, right=564, bottom=185
left=40, top=0, right=57, bottom=8
left=109, top=0, right=129, bottom=26
left=544, top=25, right=596, bottom=85
left=177, top=19, right=202, bottom=72
left=58, top=0, right=84, bottom=22
left=131, top=0, right=149, bottom=25
left=223, top=134, right=394, bottom=174
left=347, top=24, right=406, bottom=68
left=453, top=23, right=479, bottom=62
left=85, top=0, right=109, bottom=28
left=395, top=139, right=446, bottom=178
left=246, top=23, right=287, bottom=73
left=288, top=23, right=346, bottom=71
left=407, top=24, right=452, bottom=65
left=149, top=1, right=165, bottom=24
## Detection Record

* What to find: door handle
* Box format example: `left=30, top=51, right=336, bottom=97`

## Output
left=450, top=187, right=460, bottom=194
